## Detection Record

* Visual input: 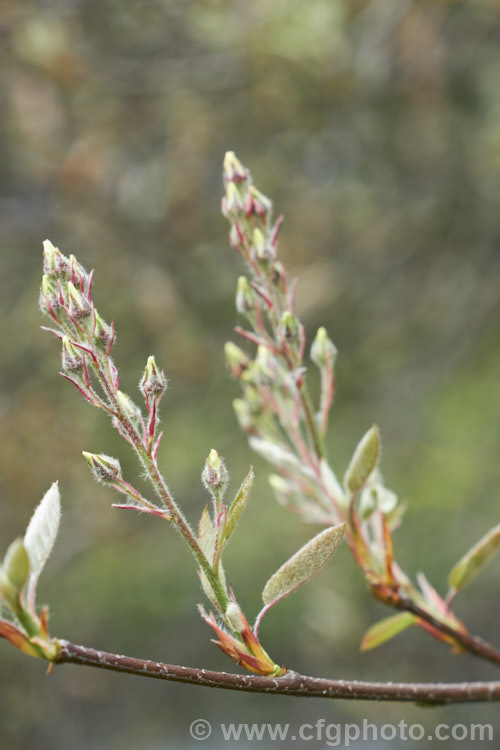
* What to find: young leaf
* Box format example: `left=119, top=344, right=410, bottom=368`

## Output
left=223, top=467, right=254, bottom=544
left=344, top=425, right=380, bottom=495
left=262, top=523, right=346, bottom=607
left=2, top=539, right=30, bottom=591
left=360, top=612, right=416, bottom=651
left=448, top=523, right=500, bottom=593
left=24, top=482, right=61, bottom=582
left=198, top=506, right=216, bottom=564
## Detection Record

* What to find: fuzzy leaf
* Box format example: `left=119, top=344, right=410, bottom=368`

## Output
left=262, top=523, right=346, bottom=607
left=448, top=524, right=500, bottom=592
left=344, top=425, right=380, bottom=495
left=360, top=612, right=416, bottom=651
left=223, top=468, right=254, bottom=543
left=198, top=506, right=216, bottom=564
left=2, top=539, right=30, bottom=590
left=24, top=482, right=61, bottom=581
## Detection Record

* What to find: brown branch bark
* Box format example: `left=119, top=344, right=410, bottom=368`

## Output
left=55, top=640, right=500, bottom=705
left=393, top=596, right=500, bottom=667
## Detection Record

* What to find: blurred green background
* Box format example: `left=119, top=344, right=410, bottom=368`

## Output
left=1, top=0, right=500, bottom=747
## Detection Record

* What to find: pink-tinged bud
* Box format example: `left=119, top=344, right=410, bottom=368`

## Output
left=82, top=452, right=122, bottom=484
left=43, top=240, right=70, bottom=279
left=222, top=151, right=250, bottom=185
left=61, top=336, right=85, bottom=373
left=244, top=186, right=272, bottom=221
left=270, top=261, right=286, bottom=292
left=252, top=228, right=275, bottom=264
left=279, top=311, right=304, bottom=360
left=66, top=281, right=93, bottom=319
left=40, top=274, right=62, bottom=315
left=68, top=254, right=90, bottom=290
left=93, top=311, right=114, bottom=352
left=224, top=342, right=251, bottom=378
left=139, top=356, right=167, bottom=400
left=235, top=276, right=256, bottom=316
left=222, top=182, right=245, bottom=216
left=202, top=449, right=229, bottom=498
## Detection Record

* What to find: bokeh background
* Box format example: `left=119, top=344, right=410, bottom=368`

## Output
left=1, top=1, right=500, bottom=747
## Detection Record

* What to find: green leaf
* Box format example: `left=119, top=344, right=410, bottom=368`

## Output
left=344, top=425, right=380, bottom=495
left=198, top=506, right=216, bottom=564
left=24, top=482, right=61, bottom=581
left=223, top=467, right=254, bottom=543
left=262, top=523, right=346, bottom=607
left=360, top=612, right=416, bottom=651
left=2, top=539, right=30, bottom=591
left=448, top=523, right=500, bottom=592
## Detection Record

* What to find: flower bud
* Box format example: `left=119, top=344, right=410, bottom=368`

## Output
left=252, top=228, right=275, bottom=263
left=222, top=181, right=245, bottom=215
left=279, top=311, right=304, bottom=361
left=223, top=151, right=249, bottom=185
left=224, top=342, right=251, bottom=378
left=270, top=261, right=286, bottom=293
left=93, top=311, right=114, bottom=352
left=68, top=254, right=90, bottom=290
left=66, top=281, right=93, bottom=319
left=244, top=186, right=272, bottom=220
left=202, top=449, right=229, bottom=499
left=139, top=356, right=167, bottom=400
left=61, top=336, right=85, bottom=374
left=116, top=390, right=142, bottom=425
left=39, top=274, right=62, bottom=315
left=311, top=327, right=337, bottom=368
left=2, top=538, right=30, bottom=591
left=235, top=276, right=256, bottom=317
left=43, top=240, right=69, bottom=279
left=82, top=452, right=122, bottom=484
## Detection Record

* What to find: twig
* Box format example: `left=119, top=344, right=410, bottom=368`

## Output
left=56, top=640, right=500, bottom=705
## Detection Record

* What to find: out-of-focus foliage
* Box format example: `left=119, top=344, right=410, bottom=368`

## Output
left=1, top=1, right=500, bottom=747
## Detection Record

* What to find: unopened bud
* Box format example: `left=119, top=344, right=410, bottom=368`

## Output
left=223, top=151, right=249, bottom=185
left=83, top=452, right=122, bottom=484
left=225, top=602, right=245, bottom=633
left=223, top=181, right=245, bottom=215
left=252, top=228, right=275, bottom=263
left=68, top=254, right=90, bottom=290
left=139, top=356, right=167, bottom=399
left=40, top=274, right=62, bottom=314
left=93, top=311, right=114, bottom=352
left=244, top=186, right=272, bottom=220
left=224, top=342, right=251, bottom=378
left=235, top=276, right=256, bottom=316
left=202, top=449, right=229, bottom=498
left=61, top=336, right=85, bottom=373
left=2, top=538, right=30, bottom=591
left=270, top=261, right=286, bottom=292
left=279, top=311, right=304, bottom=361
left=67, top=281, right=92, bottom=319
left=43, top=239, right=69, bottom=279
left=311, top=327, right=337, bottom=368
left=116, top=390, right=142, bottom=425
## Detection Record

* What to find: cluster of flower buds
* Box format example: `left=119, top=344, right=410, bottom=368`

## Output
left=40, top=240, right=118, bottom=407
